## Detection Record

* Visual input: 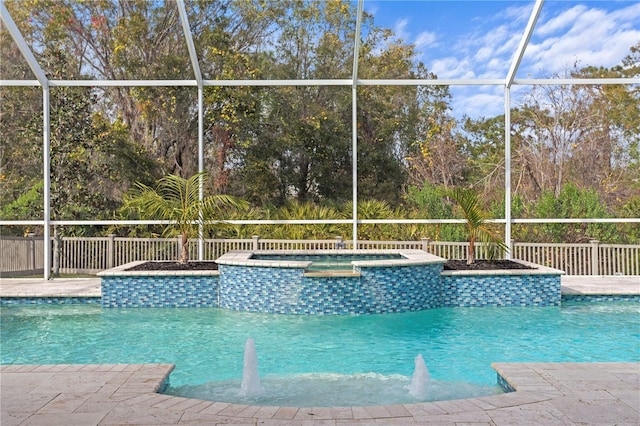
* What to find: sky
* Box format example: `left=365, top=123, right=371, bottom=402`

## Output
left=363, top=0, right=640, bottom=118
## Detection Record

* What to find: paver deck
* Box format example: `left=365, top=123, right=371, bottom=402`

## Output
left=1, top=363, right=638, bottom=425
left=0, top=277, right=101, bottom=297
left=1, top=276, right=638, bottom=424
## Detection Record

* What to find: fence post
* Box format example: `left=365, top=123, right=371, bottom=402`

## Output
left=107, top=234, right=115, bottom=269
left=27, top=233, right=36, bottom=274
left=252, top=235, right=260, bottom=251
left=52, top=229, right=61, bottom=276
left=590, top=240, right=600, bottom=276
left=335, top=236, right=345, bottom=249
left=421, top=237, right=430, bottom=252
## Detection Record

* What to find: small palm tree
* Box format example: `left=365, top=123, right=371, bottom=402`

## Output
left=123, top=172, right=247, bottom=263
left=443, top=187, right=508, bottom=264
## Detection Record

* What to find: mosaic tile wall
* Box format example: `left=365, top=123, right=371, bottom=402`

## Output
left=101, top=275, right=219, bottom=308
left=355, top=264, right=443, bottom=314
left=219, top=265, right=304, bottom=314
left=441, top=274, right=561, bottom=307
left=219, top=264, right=443, bottom=314
left=497, top=373, right=516, bottom=393
left=98, top=267, right=565, bottom=311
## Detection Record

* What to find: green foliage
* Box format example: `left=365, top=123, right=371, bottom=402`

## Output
left=404, top=183, right=463, bottom=241
left=0, top=180, right=43, bottom=220
left=352, top=199, right=395, bottom=241
left=122, top=172, right=247, bottom=262
left=270, top=200, right=344, bottom=239
left=0, top=37, right=160, bottom=234
left=615, top=196, right=640, bottom=242
left=531, top=183, right=617, bottom=243
left=442, top=187, right=508, bottom=263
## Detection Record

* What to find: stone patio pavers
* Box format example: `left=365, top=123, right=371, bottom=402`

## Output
left=3, top=362, right=638, bottom=425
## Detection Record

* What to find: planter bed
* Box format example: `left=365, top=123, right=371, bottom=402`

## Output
left=441, top=259, right=563, bottom=307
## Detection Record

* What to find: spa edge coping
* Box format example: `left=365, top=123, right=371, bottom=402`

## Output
left=215, top=249, right=447, bottom=269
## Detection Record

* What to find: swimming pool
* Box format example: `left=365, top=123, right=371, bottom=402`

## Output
left=1, top=302, right=638, bottom=406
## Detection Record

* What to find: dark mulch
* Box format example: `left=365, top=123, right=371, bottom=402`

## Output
left=443, top=259, right=535, bottom=271
left=126, top=259, right=532, bottom=272
left=126, top=261, right=219, bottom=271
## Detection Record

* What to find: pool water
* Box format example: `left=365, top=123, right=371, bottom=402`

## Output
left=252, top=253, right=403, bottom=270
left=1, top=302, right=638, bottom=406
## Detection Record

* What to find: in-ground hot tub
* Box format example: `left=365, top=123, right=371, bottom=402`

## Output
left=216, top=250, right=447, bottom=314
left=98, top=250, right=563, bottom=312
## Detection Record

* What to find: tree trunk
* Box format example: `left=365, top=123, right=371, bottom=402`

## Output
left=180, top=234, right=189, bottom=263
left=467, top=236, right=475, bottom=265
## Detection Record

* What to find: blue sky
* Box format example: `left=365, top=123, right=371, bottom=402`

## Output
left=363, top=0, right=640, bottom=118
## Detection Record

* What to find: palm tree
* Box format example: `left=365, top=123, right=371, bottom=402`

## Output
left=443, top=187, right=508, bottom=264
left=123, top=172, right=247, bottom=263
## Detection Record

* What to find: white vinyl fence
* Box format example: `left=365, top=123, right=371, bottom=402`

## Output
left=1, top=236, right=638, bottom=276
left=0, top=234, right=45, bottom=277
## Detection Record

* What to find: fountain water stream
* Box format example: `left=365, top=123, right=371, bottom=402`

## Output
left=239, top=338, right=264, bottom=397
left=406, top=354, right=430, bottom=399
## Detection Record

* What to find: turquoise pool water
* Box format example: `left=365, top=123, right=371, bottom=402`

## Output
left=252, top=253, right=403, bottom=270
left=1, top=302, right=638, bottom=406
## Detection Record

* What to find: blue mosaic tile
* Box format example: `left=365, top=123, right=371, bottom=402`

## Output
left=497, top=373, right=516, bottom=393
left=218, top=263, right=443, bottom=315
left=441, top=274, right=561, bottom=307
left=101, top=275, right=219, bottom=308
left=24, top=261, right=576, bottom=313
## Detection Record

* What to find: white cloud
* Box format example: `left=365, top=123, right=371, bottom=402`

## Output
left=500, top=4, right=535, bottom=25
left=415, top=31, right=437, bottom=49
left=522, top=2, right=640, bottom=76
left=450, top=89, right=505, bottom=119
left=436, top=2, right=639, bottom=82
left=365, top=1, right=639, bottom=118
left=394, top=18, right=410, bottom=42
left=474, top=46, right=494, bottom=63
left=468, top=24, right=523, bottom=78
left=431, top=56, right=475, bottom=80
left=537, top=5, right=587, bottom=37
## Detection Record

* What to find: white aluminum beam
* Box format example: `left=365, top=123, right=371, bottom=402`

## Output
left=512, top=218, right=640, bottom=224
left=0, top=2, right=48, bottom=86
left=6, top=77, right=636, bottom=89
left=176, top=0, right=205, bottom=259
left=176, top=0, right=202, bottom=84
left=4, top=217, right=637, bottom=227
left=0, top=80, right=40, bottom=86
left=43, top=87, right=51, bottom=279
left=503, top=0, right=543, bottom=257
left=504, top=88, right=512, bottom=259
left=50, top=80, right=198, bottom=87
left=513, top=78, right=640, bottom=85
left=351, top=0, right=364, bottom=248
left=357, top=79, right=505, bottom=86
left=506, top=0, right=544, bottom=88
left=203, top=79, right=352, bottom=86
left=352, top=0, right=363, bottom=84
